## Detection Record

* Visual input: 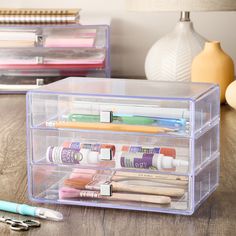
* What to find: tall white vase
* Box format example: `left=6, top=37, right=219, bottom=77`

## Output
left=145, top=21, right=206, bottom=82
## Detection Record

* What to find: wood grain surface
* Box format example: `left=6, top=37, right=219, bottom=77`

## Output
left=0, top=95, right=235, bottom=236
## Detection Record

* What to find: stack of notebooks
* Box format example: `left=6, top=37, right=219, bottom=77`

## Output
left=0, top=9, right=111, bottom=92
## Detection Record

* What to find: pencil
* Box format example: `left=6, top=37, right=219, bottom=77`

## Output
left=46, top=121, right=175, bottom=134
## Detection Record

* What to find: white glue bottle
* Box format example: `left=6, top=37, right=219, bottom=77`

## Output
left=115, top=152, right=188, bottom=170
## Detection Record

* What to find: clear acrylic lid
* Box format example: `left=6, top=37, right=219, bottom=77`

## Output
left=31, top=77, right=218, bottom=101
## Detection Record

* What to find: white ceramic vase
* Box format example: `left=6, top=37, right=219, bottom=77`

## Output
left=145, top=21, right=206, bottom=82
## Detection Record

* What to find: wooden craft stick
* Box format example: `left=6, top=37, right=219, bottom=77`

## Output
left=109, top=192, right=171, bottom=204
left=112, top=182, right=185, bottom=197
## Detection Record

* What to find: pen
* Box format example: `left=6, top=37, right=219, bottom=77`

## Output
left=67, top=113, right=186, bottom=128
left=0, top=200, right=63, bottom=221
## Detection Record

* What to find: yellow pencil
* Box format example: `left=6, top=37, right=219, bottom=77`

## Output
left=46, top=121, right=175, bottom=134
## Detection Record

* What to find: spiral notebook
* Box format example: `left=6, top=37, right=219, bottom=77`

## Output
left=0, top=8, right=80, bottom=24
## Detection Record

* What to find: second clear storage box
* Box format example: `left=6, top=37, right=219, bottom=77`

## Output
left=0, top=22, right=110, bottom=86
left=26, top=77, right=220, bottom=215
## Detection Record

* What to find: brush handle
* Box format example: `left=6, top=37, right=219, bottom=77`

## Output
left=114, top=171, right=188, bottom=181
left=51, top=121, right=173, bottom=134
left=108, top=193, right=171, bottom=204
left=112, top=182, right=185, bottom=197
left=111, top=175, right=188, bottom=186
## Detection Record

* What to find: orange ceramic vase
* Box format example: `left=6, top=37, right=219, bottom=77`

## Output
left=191, top=41, right=234, bottom=103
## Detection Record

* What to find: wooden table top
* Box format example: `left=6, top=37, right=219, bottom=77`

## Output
left=0, top=95, right=235, bottom=236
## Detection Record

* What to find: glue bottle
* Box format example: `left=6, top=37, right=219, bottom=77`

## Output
left=116, top=152, right=188, bottom=170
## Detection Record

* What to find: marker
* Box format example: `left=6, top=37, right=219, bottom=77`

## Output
left=67, top=113, right=154, bottom=125
left=66, top=113, right=186, bottom=128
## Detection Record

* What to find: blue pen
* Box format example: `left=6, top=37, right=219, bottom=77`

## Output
left=0, top=200, right=63, bottom=221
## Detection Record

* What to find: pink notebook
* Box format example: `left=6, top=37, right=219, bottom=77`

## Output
left=44, top=38, right=95, bottom=48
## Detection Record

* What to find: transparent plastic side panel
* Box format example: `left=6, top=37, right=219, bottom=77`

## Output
left=194, top=87, right=220, bottom=133
left=29, top=93, right=191, bottom=136
left=30, top=129, right=190, bottom=175
left=30, top=93, right=59, bottom=127
left=29, top=164, right=190, bottom=213
left=194, top=123, right=220, bottom=170
left=194, top=157, right=219, bottom=208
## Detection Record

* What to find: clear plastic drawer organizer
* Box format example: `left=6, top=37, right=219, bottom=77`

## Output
left=0, top=24, right=110, bottom=78
left=26, top=77, right=220, bottom=215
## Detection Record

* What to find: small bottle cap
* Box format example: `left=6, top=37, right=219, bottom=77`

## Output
left=173, top=159, right=189, bottom=167
left=160, top=155, right=175, bottom=169
left=155, top=154, right=189, bottom=170
left=160, top=148, right=176, bottom=158
left=154, top=154, right=174, bottom=170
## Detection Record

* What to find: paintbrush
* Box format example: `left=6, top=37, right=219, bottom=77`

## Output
left=64, top=177, right=185, bottom=197
left=59, top=187, right=171, bottom=205
left=69, top=169, right=188, bottom=186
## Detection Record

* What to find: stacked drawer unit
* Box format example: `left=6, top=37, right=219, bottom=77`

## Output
left=0, top=23, right=110, bottom=90
left=26, top=77, right=220, bottom=215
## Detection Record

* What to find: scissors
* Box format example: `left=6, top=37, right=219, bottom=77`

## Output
left=0, top=216, right=41, bottom=231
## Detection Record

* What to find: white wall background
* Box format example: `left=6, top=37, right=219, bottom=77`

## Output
left=0, top=0, right=236, bottom=77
